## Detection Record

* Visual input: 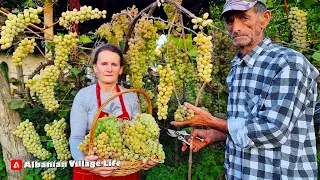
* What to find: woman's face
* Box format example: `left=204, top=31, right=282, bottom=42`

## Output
left=93, top=50, right=123, bottom=85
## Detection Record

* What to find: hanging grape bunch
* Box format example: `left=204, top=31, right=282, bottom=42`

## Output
left=53, top=32, right=79, bottom=69
left=59, top=6, right=107, bottom=28
left=26, top=32, right=78, bottom=111
left=26, top=65, right=60, bottom=111
left=192, top=13, right=214, bottom=83
left=13, top=120, right=51, bottom=160
left=96, top=5, right=138, bottom=46
left=44, top=118, right=72, bottom=161
left=156, top=64, right=174, bottom=120
left=96, top=23, right=117, bottom=45
left=126, top=17, right=159, bottom=89
left=12, top=38, right=37, bottom=66
left=288, top=7, right=308, bottom=49
left=0, top=7, right=42, bottom=49
left=174, top=105, right=195, bottom=121
left=160, top=40, right=197, bottom=88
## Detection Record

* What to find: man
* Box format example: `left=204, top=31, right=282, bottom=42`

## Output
left=171, top=0, right=319, bottom=179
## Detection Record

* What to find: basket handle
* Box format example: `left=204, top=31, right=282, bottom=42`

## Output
left=89, top=89, right=152, bottom=151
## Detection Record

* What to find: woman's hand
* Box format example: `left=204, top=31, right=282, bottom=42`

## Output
left=81, top=155, right=118, bottom=177
left=142, top=159, right=158, bottom=170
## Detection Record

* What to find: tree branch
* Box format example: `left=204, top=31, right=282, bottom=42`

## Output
left=179, top=14, right=188, bottom=53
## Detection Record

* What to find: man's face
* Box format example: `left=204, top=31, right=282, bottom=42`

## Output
left=224, top=8, right=267, bottom=52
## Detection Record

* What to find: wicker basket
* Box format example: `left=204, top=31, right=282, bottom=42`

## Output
left=88, top=89, right=153, bottom=176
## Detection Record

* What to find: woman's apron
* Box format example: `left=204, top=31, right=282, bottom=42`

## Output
left=73, top=83, right=139, bottom=180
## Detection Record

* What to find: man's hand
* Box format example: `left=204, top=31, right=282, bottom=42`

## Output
left=81, top=155, right=118, bottom=177
left=171, top=102, right=228, bottom=133
left=142, top=159, right=158, bottom=170
left=170, top=102, right=214, bottom=127
left=181, top=129, right=227, bottom=152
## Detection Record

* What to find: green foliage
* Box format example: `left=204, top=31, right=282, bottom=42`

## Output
left=0, top=0, right=28, bottom=9
left=9, top=99, right=26, bottom=110
left=0, top=62, right=9, bottom=84
left=0, top=145, right=7, bottom=180
left=23, top=167, right=72, bottom=180
left=142, top=146, right=225, bottom=180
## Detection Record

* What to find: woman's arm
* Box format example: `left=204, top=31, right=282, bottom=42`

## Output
left=69, top=90, right=88, bottom=160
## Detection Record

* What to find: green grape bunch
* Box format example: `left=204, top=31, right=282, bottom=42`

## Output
left=174, top=105, right=195, bottom=121
left=288, top=7, right=308, bottom=49
left=26, top=65, right=60, bottom=111
left=78, top=114, right=165, bottom=163
left=96, top=23, right=117, bottom=45
left=160, top=40, right=197, bottom=88
left=0, top=7, right=42, bottom=50
left=26, top=32, right=78, bottom=112
left=156, top=64, right=174, bottom=120
left=192, top=13, right=214, bottom=83
left=41, top=168, right=57, bottom=180
left=59, top=6, right=107, bottom=28
left=112, top=5, right=139, bottom=44
left=96, top=5, right=138, bottom=46
left=53, top=32, right=79, bottom=69
left=80, top=115, right=124, bottom=160
left=12, top=38, right=37, bottom=66
left=13, top=119, right=51, bottom=160
left=163, top=0, right=183, bottom=24
left=126, top=17, right=159, bottom=89
left=191, top=13, right=213, bottom=31
left=121, top=113, right=164, bottom=163
left=193, top=32, right=213, bottom=83
left=44, top=118, right=72, bottom=161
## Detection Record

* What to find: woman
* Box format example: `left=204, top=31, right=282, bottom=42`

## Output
left=69, top=44, right=156, bottom=179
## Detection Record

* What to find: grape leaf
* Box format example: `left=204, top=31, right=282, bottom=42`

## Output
left=58, top=111, right=68, bottom=118
left=79, top=35, right=93, bottom=43
left=71, top=67, right=81, bottom=75
left=0, top=171, right=5, bottom=176
left=188, top=48, right=197, bottom=57
left=9, top=100, right=25, bottom=110
left=312, top=52, right=320, bottom=61
left=301, top=0, right=316, bottom=8
left=71, top=90, right=78, bottom=96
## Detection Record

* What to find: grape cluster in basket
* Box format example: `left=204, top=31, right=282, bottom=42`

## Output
left=78, top=113, right=165, bottom=163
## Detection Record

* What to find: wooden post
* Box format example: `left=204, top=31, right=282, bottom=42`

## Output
left=0, top=71, right=32, bottom=180
left=43, top=1, right=54, bottom=41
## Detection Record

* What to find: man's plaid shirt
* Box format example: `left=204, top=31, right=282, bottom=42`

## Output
left=226, top=37, right=319, bottom=179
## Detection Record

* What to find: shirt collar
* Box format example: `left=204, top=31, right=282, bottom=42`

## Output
left=231, top=37, right=272, bottom=68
